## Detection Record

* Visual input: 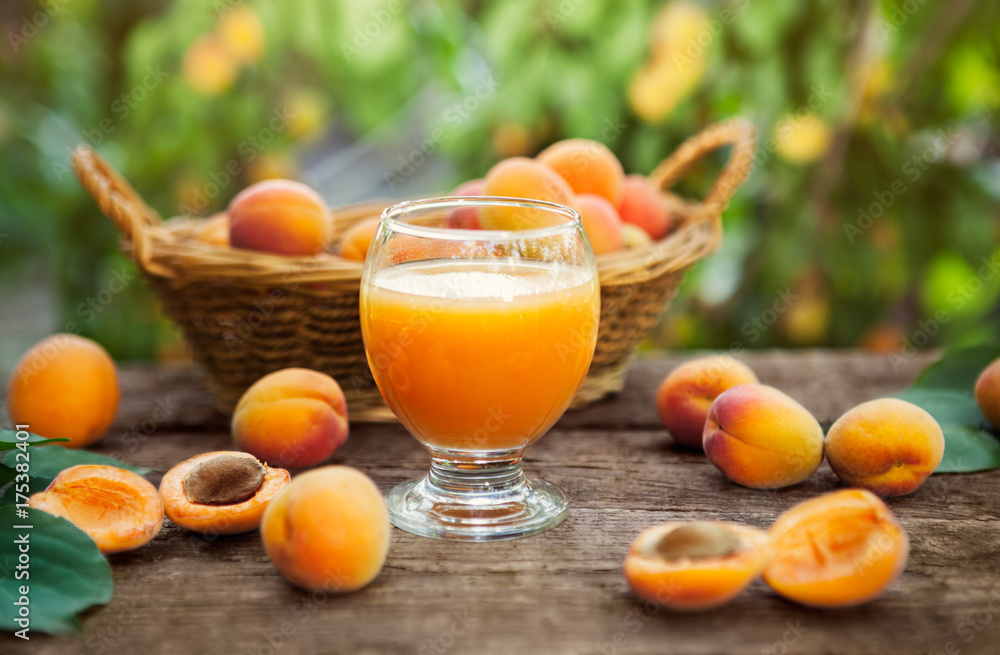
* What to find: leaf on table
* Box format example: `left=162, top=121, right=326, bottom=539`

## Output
left=913, top=344, right=1000, bottom=391
left=0, top=505, right=113, bottom=634
left=892, top=388, right=1000, bottom=473
left=0, top=429, right=70, bottom=452
left=1, top=447, right=153, bottom=480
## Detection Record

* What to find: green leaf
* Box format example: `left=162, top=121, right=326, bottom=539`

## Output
left=2, top=448, right=153, bottom=480
left=892, top=388, right=1000, bottom=473
left=913, top=344, right=1000, bottom=391
left=0, top=429, right=70, bottom=452
left=0, top=505, right=113, bottom=634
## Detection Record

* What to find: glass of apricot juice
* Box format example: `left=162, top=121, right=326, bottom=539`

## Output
left=360, top=197, right=600, bottom=541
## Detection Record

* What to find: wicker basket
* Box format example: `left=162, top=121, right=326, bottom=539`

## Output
left=72, top=119, right=755, bottom=421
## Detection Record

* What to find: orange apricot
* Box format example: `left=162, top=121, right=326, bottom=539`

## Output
left=975, top=357, right=1000, bottom=427
left=261, top=466, right=390, bottom=592
left=232, top=368, right=349, bottom=469
left=537, top=138, right=625, bottom=205
left=577, top=193, right=625, bottom=255
left=338, top=217, right=380, bottom=262
left=6, top=334, right=119, bottom=448
left=197, top=212, right=230, bottom=246
left=704, top=384, right=824, bottom=488
left=825, top=398, right=944, bottom=497
left=480, top=157, right=577, bottom=231
left=656, top=356, right=759, bottom=449
left=617, top=175, right=671, bottom=240
left=29, top=465, right=163, bottom=554
left=228, top=179, right=333, bottom=256
left=763, top=489, right=909, bottom=607
left=447, top=179, right=486, bottom=229
left=625, top=521, right=774, bottom=610
left=159, top=451, right=290, bottom=535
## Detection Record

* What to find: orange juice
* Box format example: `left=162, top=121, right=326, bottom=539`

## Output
left=361, top=259, right=599, bottom=452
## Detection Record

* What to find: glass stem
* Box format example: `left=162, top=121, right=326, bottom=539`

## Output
left=427, top=454, right=526, bottom=497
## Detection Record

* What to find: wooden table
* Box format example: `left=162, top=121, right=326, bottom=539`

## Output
left=8, top=350, right=1000, bottom=655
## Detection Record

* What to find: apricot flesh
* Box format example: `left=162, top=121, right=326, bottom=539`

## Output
left=261, top=466, right=390, bottom=592
left=338, top=217, right=380, bottom=262
left=29, top=465, right=163, bottom=554
left=537, top=138, right=625, bottom=205
left=6, top=334, right=119, bottom=448
left=763, top=489, right=909, bottom=607
left=656, top=356, right=759, bottom=449
left=625, top=521, right=773, bottom=610
left=975, top=357, right=1000, bottom=427
left=228, top=179, right=333, bottom=256
left=159, top=451, right=290, bottom=535
left=825, top=398, right=944, bottom=497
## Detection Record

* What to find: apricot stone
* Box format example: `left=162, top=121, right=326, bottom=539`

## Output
left=617, top=175, right=671, bottom=240
left=228, top=179, right=333, bottom=256
left=577, top=193, right=625, bottom=255
left=6, top=334, right=119, bottom=448
left=338, top=217, right=380, bottom=262
left=704, top=384, right=824, bottom=489
left=975, top=357, right=1000, bottom=427
left=656, top=356, right=759, bottom=449
left=232, top=368, right=349, bottom=468
left=261, top=466, right=390, bottom=592
left=537, top=138, right=625, bottom=205
left=825, top=398, right=944, bottom=497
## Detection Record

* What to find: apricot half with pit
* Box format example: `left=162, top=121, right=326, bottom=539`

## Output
left=624, top=521, right=774, bottom=610
left=159, top=451, right=290, bottom=535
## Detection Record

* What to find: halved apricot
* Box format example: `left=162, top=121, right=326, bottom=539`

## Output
left=159, top=451, right=290, bottom=535
left=624, top=521, right=773, bottom=610
left=763, top=489, right=909, bottom=607
left=29, top=465, right=163, bottom=554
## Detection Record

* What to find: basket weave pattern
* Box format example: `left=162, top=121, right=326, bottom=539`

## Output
left=73, top=119, right=755, bottom=420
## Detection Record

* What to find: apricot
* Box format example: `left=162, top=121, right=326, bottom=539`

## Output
left=228, top=179, right=333, bottom=256
left=617, top=175, right=671, bottom=240
left=537, top=138, right=625, bottom=205
left=763, top=489, right=909, bottom=607
left=825, top=398, right=944, bottom=497
left=704, top=384, right=824, bottom=489
left=577, top=193, right=625, bottom=255
left=159, top=451, right=290, bottom=535
left=197, top=212, right=229, bottom=246
left=480, top=157, right=577, bottom=231
left=182, top=36, right=237, bottom=95
left=656, top=356, right=759, bottom=449
left=29, top=465, right=162, bottom=554
left=338, top=217, right=380, bottom=262
left=232, top=368, right=349, bottom=469
left=6, top=334, right=119, bottom=448
left=261, top=466, right=390, bottom=592
left=218, top=5, right=264, bottom=64
left=975, top=357, right=1000, bottom=427
left=622, top=223, right=653, bottom=249
left=625, top=521, right=773, bottom=610
left=447, top=179, right=486, bottom=230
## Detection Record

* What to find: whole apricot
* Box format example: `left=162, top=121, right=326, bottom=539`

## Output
left=261, top=466, right=390, bottom=592
left=228, top=179, right=333, bottom=256
left=975, top=357, right=1000, bottom=427
left=480, top=157, right=577, bottom=230
left=232, top=368, right=349, bottom=468
left=447, top=179, right=486, bottom=230
left=764, top=489, right=909, bottom=608
left=6, top=334, right=119, bottom=448
left=825, top=398, right=944, bottom=497
left=617, top=175, right=671, bottom=240
left=625, top=521, right=773, bottom=610
left=577, top=193, right=625, bottom=255
left=656, top=356, right=759, bottom=449
left=338, top=217, right=380, bottom=262
left=197, top=212, right=229, bottom=246
left=622, top=223, right=653, bottom=249
left=704, top=384, right=824, bottom=489
left=537, top=138, right=625, bottom=205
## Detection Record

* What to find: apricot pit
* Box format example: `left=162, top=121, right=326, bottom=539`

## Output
left=184, top=454, right=266, bottom=505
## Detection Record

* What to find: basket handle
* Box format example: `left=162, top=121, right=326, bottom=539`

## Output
left=648, top=118, right=757, bottom=217
left=72, top=145, right=163, bottom=272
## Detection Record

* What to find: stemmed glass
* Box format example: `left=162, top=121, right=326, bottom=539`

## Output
left=359, top=197, right=600, bottom=541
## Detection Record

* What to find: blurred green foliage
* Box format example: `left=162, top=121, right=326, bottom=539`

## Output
left=0, top=0, right=997, bottom=361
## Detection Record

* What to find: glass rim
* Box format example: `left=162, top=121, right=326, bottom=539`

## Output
left=380, top=196, right=582, bottom=241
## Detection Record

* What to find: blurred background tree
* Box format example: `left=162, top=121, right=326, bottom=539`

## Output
left=0, top=0, right=997, bottom=367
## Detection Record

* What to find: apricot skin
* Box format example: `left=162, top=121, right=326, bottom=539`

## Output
left=763, top=489, right=909, bottom=608
left=625, top=521, right=773, bottom=610
left=577, top=193, right=625, bottom=255
left=338, top=217, right=380, bottom=262
left=228, top=179, right=333, bottom=256
left=656, top=356, right=759, bottom=449
left=261, top=466, right=390, bottom=592
left=232, top=368, right=349, bottom=469
left=704, top=384, right=824, bottom=489
left=537, top=138, right=625, bottom=205
left=617, top=175, right=671, bottom=240
left=480, top=157, right=577, bottom=230
left=825, top=398, right=944, bottom=497
left=447, top=179, right=486, bottom=229
left=29, top=465, right=163, bottom=554
left=975, top=357, right=1000, bottom=427
left=159, top=451, right=290, bottom=535
left=6, top=334, right=119, bottom=448
left=198, top=212, right=229, bottom=246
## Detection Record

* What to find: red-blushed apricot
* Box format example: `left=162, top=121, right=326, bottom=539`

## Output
left=6, top=334, right=119, bottom=448
left=29, top=465, right=162, bottom=554
left=537, top=138, right=625, bottom=205
left=338, top=217, right=380, bottom=262
left=480, top=157, right=577, bottom=230
left=825, top=399, right=944, bottom=497
left=228, top=179, right=333, bottom=256
left=704, top=384, right=824, bottom=489
left=159, top=451, right=290, bottom=535
left=656, top=356, right=759, bottom=449
left=261, top=466, right=390, bottom=592
left=197, top=212, right=229, bottom=246
left=622, top=223, right=653, bottom=249
left=577, top=193, right=625, bottom=255
left=447, top=179, right=486, bottom=229
left=763, top=489, right=909, bottom=607
left=975, top=357, right=1000, bottom=427
left=617, top=175, right=671, bottom=240
left=232, top=368, right=349, bottom=469
left=625, top=521, right=773, bottom=610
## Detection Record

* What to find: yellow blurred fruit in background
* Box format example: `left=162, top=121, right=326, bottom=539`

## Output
left=628, top=55, right=705, bottom=123
left=491, top=123, right=534, bottom=158
left=246, top=153, right=300, bottom=185
left=285, top=88, right=330, bottom=142
left=650, top=1, right=708, bottom=59
left=773, top=112, right=832, bottom=163
left=183, top=36, right=238, bottom=95
left=219, top=6, right=265, bottom=64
